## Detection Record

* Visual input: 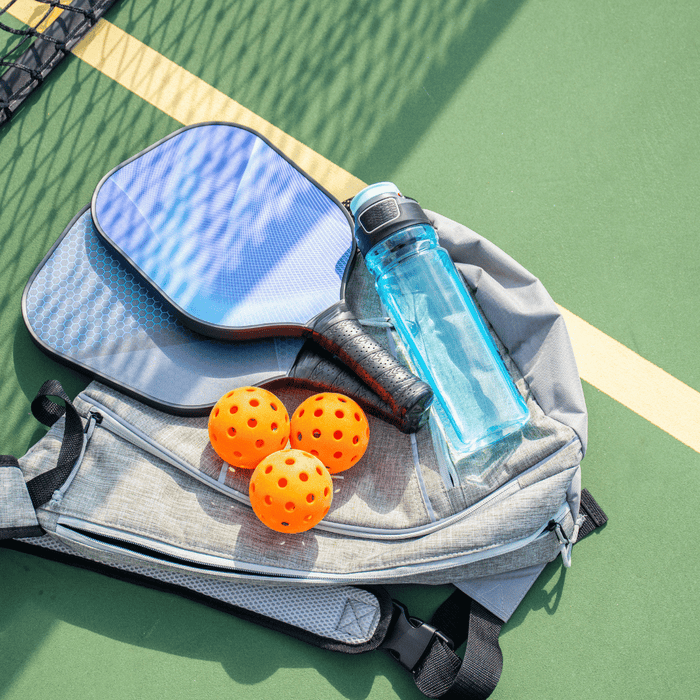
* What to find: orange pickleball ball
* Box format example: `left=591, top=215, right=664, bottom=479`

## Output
left=208, top=387, right=290, bottom=469
left=290, top=393, right=370, bottom=474
left=249, top=449, right=333, bottom=533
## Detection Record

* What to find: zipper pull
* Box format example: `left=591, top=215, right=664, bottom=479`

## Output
left=547, top=519, right=573, bottom=568
left=86, top=410, right=102, bottom=435
left=49, top=411, right=101, bottom=507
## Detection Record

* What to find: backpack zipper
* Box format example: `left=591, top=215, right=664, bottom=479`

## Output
left=54, top=503, right=570, bottom=585
left=48, top=410, right=101, bottom=507
left=78, top=395, right=578, bottom=542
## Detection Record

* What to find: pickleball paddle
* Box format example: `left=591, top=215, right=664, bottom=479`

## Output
left=91, top=122, right=432, bottom=431
left=22, top=206, right=405, bottom=427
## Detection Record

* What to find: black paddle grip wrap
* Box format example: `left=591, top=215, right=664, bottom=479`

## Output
left=290, top=342, right=402, bottom=428
left=309, top=302, right=433, bottom=433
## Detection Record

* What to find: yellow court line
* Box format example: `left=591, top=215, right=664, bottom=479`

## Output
left=74, top=16, right=365, bottom=202
left=558, top=307, right=700, bottom=453
left=8, top=9, right=700, bottom=454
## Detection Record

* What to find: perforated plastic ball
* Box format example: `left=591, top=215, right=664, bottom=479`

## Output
left=249, top=449, right=333, bottom=533
left=289, top=393, right=370, bottom=474
left=208, top=387, right=290, bottom=469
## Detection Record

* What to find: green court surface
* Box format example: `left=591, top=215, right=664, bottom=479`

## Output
left=1, top=1, right=698, bottom=698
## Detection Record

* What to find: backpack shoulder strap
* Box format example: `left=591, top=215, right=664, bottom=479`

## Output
left=381, top=593, right=503, bottom=700
left=382, top=490, right=608, bottom=699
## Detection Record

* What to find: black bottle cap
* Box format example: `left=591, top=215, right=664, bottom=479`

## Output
left=350, top=183, right=431, bottom=257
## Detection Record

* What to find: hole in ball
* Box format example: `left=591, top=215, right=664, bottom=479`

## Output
left=313, top=429, right=321, bottom=438
left=299, top=472, right=309, bottom=481
left=314, top=409, right=323, bottom=417
left=335, top=410, right=344, bottom=419
left=285, top=502, right=295, bottom=512
left=278, top=478, right=288, bottom=488
left=333, top=430, right=343, bottom=440
left=248, top=418, right=257, bottom=427
left=306, top=493, right=315, bottom=503
left=250, top=399, right=259, bottom=407
left=256, top=439, right=264, bottom=448
left=228, top=427, right=236, bottom=437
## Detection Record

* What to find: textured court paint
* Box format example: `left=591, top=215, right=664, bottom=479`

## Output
left=8, top=3, right=697, bottom=453
left=1, top=4, right=698, bottom=700
left=4, top=2, right=361, bottom=199
left=69, top=17, right=365, bottom=202
left=24, top=14, right=695, bottom=455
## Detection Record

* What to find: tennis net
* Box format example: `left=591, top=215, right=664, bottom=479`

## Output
left=1, top=0, right=121, bottom=127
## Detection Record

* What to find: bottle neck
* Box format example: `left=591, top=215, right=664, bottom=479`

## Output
left=364, top=224, right=438, bottom=277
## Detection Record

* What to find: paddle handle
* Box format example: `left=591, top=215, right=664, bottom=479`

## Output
left=309, top=302, right=433, bottom=433
left=288, top=341, right=406, bottom=429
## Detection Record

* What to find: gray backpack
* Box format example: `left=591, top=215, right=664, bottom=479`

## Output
left=1, top=208, right=606, bottom=699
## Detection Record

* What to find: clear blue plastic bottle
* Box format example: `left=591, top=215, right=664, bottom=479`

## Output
left=351, top=183, right=528, bottom=471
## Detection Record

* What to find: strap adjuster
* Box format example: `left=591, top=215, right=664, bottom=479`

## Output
left=382, top=601, right=454, bottom=673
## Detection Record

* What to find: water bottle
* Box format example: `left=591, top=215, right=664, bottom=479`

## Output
left=350, top=183, right=528, bottom=474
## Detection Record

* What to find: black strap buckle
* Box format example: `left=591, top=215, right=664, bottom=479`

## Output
left=382, top=601, right=454, bottom=673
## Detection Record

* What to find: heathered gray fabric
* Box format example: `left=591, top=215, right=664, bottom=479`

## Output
left=1, top=463, right=40, bottom=537
left=11, top=211, right=586, bottom=590
left=455, top=563, right=547, bottom=622
left=16, top=380, right=580, bottom=585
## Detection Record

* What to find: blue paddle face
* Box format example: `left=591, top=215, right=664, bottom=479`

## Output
left=92, top=123, right=352, bottom=337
